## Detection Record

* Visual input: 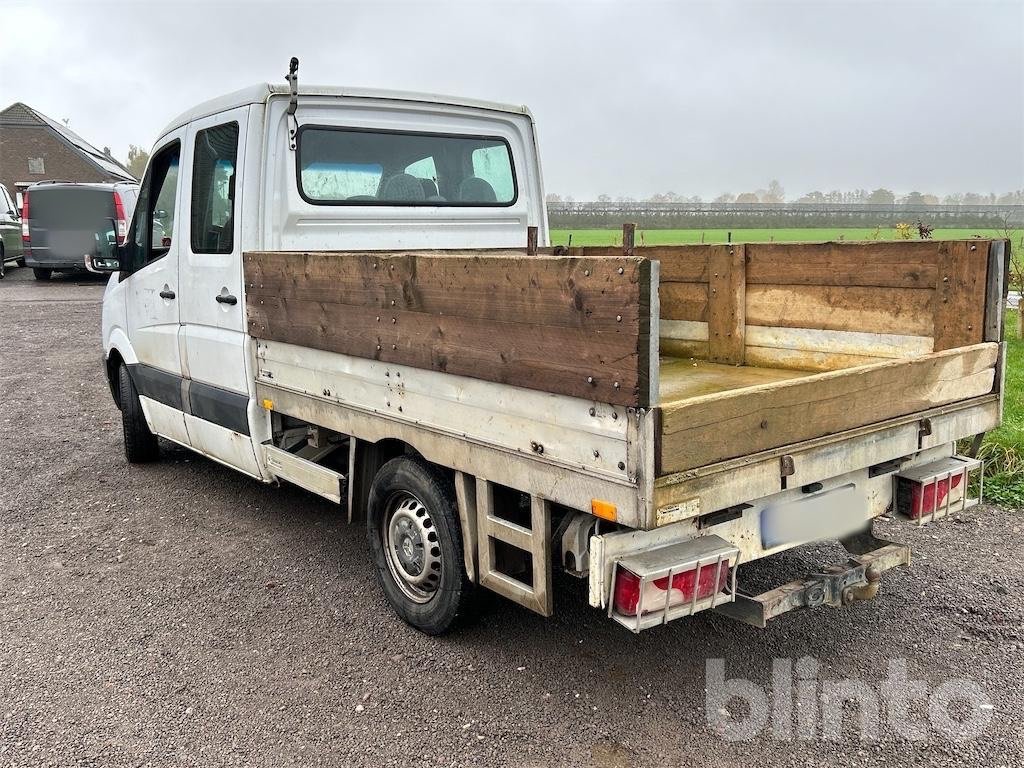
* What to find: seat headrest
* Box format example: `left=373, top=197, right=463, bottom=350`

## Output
left=419, top=178, right=439, bottom=198
left=458, top=176, right=497, bottom=203
left=381, top=173, right=425, bottom=202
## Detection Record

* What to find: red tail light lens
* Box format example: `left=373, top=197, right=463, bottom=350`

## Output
left=21, top=191, right=29, bottom=244
left=112, top=191, right=127, bottom=244
left=909, top=472, right=963, bottom=519
left=613, top=561, right=732, bottom=617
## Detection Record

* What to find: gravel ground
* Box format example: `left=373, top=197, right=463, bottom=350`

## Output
left=1, top=265, right=1022, bottom=768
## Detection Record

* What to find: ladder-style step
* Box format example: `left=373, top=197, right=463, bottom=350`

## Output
left=475, top=478, right=552, bottom=616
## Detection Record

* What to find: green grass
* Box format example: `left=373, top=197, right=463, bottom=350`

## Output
left=977, top=309, right=1024, bottom=508
left=550, top=227, right=1012, bottom=246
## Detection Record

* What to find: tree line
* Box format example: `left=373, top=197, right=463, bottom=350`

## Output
left=547, top=180, right=1024, bottom=206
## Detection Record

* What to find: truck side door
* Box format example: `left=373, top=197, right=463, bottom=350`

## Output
left=178, top=107, right=260, bottom=476
left=124, top=132, right=192, bottom=447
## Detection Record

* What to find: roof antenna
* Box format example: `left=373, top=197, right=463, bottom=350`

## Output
left=286, top=56, right=299, bottom=151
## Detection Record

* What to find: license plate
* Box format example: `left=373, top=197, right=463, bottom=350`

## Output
left=760, top=483, right=865, bottom=549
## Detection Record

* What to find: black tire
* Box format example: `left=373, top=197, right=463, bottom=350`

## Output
left=367, top=455, right=474, bottom=635
left=16, top=258, right=25, bottom=268
left=32, top=267, right=51, bottom=281
left=117, top=364, right=160, bottom=463
left=0, top=248, right=5, bottom=280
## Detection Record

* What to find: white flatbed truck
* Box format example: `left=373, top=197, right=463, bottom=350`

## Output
left=94, top=63, right=1009, bottom=634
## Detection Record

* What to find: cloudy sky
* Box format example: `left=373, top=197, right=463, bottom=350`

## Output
left=2, top=0, right=1021, bottom=200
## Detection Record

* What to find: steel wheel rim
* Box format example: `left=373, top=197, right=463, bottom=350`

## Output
left=382, top=491, right=442, bottom=603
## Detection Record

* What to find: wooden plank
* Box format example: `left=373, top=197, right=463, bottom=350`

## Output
left=659, top=282, right=708, bottom=322
left=660, top=339, right=709, bottom=359
left=660, top=319, right=709, bottom=341
left=657, top=343, right=998, bottom=474
left=707, top=244, right=746, bottom=364
left=245, top=251, right=639, bottom=331
left=744, top=346, right=891, bottom=373
left=249, top=296, right=639, bottom=405
left=745, top=325, right=933, bottom=359
left=245, top=250, right=652, bottom=407
left=656, top=247, right=710, bottom=282
left=555, top=245, right=710, bottom=282
left=746, top=284, right=934, bottom=336
left=745, top=241, right=940, bottom=288
left=933, top=240, right=989, bottom=351
left=658, top=358, right=812, bottom=404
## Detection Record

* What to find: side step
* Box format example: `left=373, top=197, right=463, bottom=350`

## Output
left=475, top=478, right=553, bottom=617
left=264, top=444, right=346, bottom=504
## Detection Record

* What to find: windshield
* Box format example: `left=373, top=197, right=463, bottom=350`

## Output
left=297, top=127, right=516, bottom=206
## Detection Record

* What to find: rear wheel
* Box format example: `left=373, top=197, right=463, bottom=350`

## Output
left=367, top=455, right=474, bottom=634
left=32, top=267, right=51, bottom=281
left=0, top=247, right=5, bottom=279
left=16, top=258, right=24, bottom=268
left=117, top=363, right=160, bottom=463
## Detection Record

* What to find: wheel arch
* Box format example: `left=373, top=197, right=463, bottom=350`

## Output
left=104, top=335, right=138, bottom=408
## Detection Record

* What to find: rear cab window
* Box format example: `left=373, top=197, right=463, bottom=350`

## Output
left=296, top=127, right=517, bottom=206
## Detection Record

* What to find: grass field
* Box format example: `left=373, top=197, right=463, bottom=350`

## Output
left=550, top=227, right=1017, bottom=246
left=979, top=309, right=1023, bottom=507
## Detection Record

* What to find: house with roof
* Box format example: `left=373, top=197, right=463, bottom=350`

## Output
left=0, top=102, right=136, bottom=195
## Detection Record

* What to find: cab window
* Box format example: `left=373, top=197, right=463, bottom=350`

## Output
left=191, top=122, right=239, bottom=254
left=129, top=141, right=180, bottom=269
left=297, top=127, right=517, bottom=206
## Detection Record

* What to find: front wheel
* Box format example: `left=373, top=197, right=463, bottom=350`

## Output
left=366, top=455, right=474, bottom=635
left=117, top=363, right=160, bottom=463
left=32, top=268, right=51, bottom=281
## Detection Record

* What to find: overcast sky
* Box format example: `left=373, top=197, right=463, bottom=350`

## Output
left=2, top=0, right=1021, bottom=199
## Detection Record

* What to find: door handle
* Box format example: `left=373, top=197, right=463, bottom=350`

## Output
left=159, top=289, right=176, bottom=300
left=215, top=293, right=238, bottom=305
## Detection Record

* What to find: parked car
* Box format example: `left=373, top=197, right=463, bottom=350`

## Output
left=0, top=182, right=25, bottom=279
left=22, top=180, right=139, bottom=280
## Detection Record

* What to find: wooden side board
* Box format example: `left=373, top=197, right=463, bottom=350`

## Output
left=244, top=250, right=655, bottom=407
left=656, top=342, right=999, bottom=474
left=744, top=241, right=940, bottom=288
left=653, top=240, right=995, bottom=368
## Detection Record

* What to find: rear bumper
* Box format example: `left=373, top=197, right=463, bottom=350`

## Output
left=25, top=255, right=85, bottom=271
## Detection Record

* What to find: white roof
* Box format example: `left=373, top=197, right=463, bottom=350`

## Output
left=160, top=83, right=531, bottom=138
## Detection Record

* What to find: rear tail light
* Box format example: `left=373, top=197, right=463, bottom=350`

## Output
left=112, top=190, right=127, bottom=244
left=613, top=560, right=732, bottom=617
left=606, top=535, right=740, bottom=632
left=909, top=473, right=962, bottom=518
left=895, top=455, right=982, bottom=524
left=21, top=191, right=29, bottom=245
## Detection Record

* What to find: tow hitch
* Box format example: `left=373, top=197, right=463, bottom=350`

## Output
left=714, top=532, right=910, bottom=629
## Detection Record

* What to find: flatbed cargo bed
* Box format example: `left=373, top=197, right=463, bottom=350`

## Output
left=658, top=356, right=815, bottom=402
left=244, top=237, right=1009, bottom=533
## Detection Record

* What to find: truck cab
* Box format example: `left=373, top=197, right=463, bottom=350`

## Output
left=100, top=81, right=545, bottom=471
